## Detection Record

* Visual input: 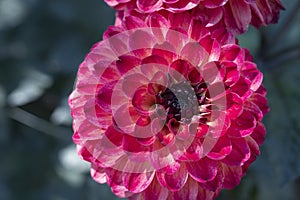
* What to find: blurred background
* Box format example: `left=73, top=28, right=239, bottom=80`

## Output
left=0, top=0, right=299, bottom=199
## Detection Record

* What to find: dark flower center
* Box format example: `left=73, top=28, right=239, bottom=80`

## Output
left=156, top=81, right=204, bottom=122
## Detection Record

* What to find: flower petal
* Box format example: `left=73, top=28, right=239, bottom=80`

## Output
left=186, top=157, right=218, bottom=182
left=157, top=164, right=188, bottom=191
left=123, top=171, right=155, bottom=193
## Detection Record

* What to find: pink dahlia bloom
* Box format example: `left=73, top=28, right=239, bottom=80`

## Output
left=69, top=13, right=269, bottom=199
left=110, top=0, right=284, bottom=34
left=104, top=0, right=202, bottom=13
left=196, top=0, right=285, bottom=34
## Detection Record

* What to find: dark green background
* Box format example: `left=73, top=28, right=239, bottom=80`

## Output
left=0, top=0, right=299, bottom=199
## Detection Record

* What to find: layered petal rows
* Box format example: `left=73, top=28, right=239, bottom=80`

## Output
left=109, top=0, right=284, bottom=34
left=69, top=13, right=270, bottom=199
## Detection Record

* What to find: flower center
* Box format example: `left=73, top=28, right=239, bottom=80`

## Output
left=156, top=81, right=203, bottom=122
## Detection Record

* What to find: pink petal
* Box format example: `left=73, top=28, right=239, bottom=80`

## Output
left=106, top=169, right=133, bottom=198
left=199, top=169, right=224, bottom=191
left=124, top=16, right=147, bottom=30
left=249, top=93, right=269, bottom=115
left=165, top=0, right=201, bottom=12
left=123, top=171, right=155, bottom=193
left=221, top=163, right=243, bottom=189
left=91, top=164, right=106, bottom=184
left=157, top=164, right=188, bottom=191
left=105, top=125, right=124, bottom=147
left=84, top=98, right=112, bottom=129
left=224, top=0, right=251, bottom=34
left=207, top=135, right=232, bottom=160
left=246, top=135, right=260, bottom=156
left=137, top=0, right=163, bottom=13
left=241, top=61, right=263, bottom=91
left=188, top=67, right=202, bottom=84
left=230, top=77, right=252, bottom=101
left=197, top=186, right=219, bottom=200
left=129, top=29, right=156, bottom=58
left=97, top=80, right=117, bottom=112
left=122, top=73, right=149, bottom=98
left=223, top=61, right=239, bottom=86
left=132, top=86, right=156, bottom=113
left=129, top=177, right=169, bottom=200
left=177, top=138, right=203, bottom=161
left=148, top=71, right=169, bottom=95
left=189, top=18, right=210, bottom=42
left=169, top=59, right=191, bottom=81
left=152, top=42, right=177, bottom=63
left=225, top=92, right=243, bottom=120
left=250, top=121, right=266, bottom=146
left=116, top=55, right=141, bottom=75
left=77, top=120, right=105, bottom=140
left=227, top=110, right=257, bottom=138
left=113, top=104, right=139, bottom=133
left=244, top=100, right=263, bottom=121
left=180, top=42, right=205, bottom=66
left=169, top=177, right=199, bottom=200
left=186, top=157, right=218, bottom=182
left=221, top=138, right=250, bottom=166
left=202, top=0, right=228, bottom=8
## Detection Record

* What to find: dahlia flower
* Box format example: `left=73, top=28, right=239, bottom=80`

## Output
left=69, top=13, right=269, bottom=199
left=108, top=0, right=284, bottom=34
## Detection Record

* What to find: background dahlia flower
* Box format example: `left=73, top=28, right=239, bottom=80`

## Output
left=69, top=13, right=269, bottom=199
left=108, top=0, right=284, bottom=34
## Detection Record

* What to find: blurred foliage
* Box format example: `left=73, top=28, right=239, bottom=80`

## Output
left=0, top=0, right=299, bottom=200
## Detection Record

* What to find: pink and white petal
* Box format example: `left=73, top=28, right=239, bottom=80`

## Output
left=84, top=98, right=112, bottom=129
left=97, top=80, right=118, bottom=112
left=113, top=104, right=139, bottom=133
left=137, top=0, right=163, bottom=13
left=122, top=73, right=149, bottom=98
left=148, top=71, right=169, bottom=95
left=157, top=164, right=188, bottom=191
left=91, top=164, right=107, bottom=184
left=123, top=171, right=155, bottom=193
left=186, top=157, right=218, bottom=183
left=129, top=29, right=157, bottom=58
left=106, top=168, right=133, bottom=198
left=202, top=0, right=228, bottom=8
left=124, top=16, right=147, bottom=30
left=77, top=120, right=105, bottom=140
left=165, top=0, right=201, bottom=12
left=152, top=42, right=177, bottom=63
left=180, top=42, right=205, bottom=66
left=150, top=143, right=179, bottom=172
left=132, top=86, right=156, bottom=113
